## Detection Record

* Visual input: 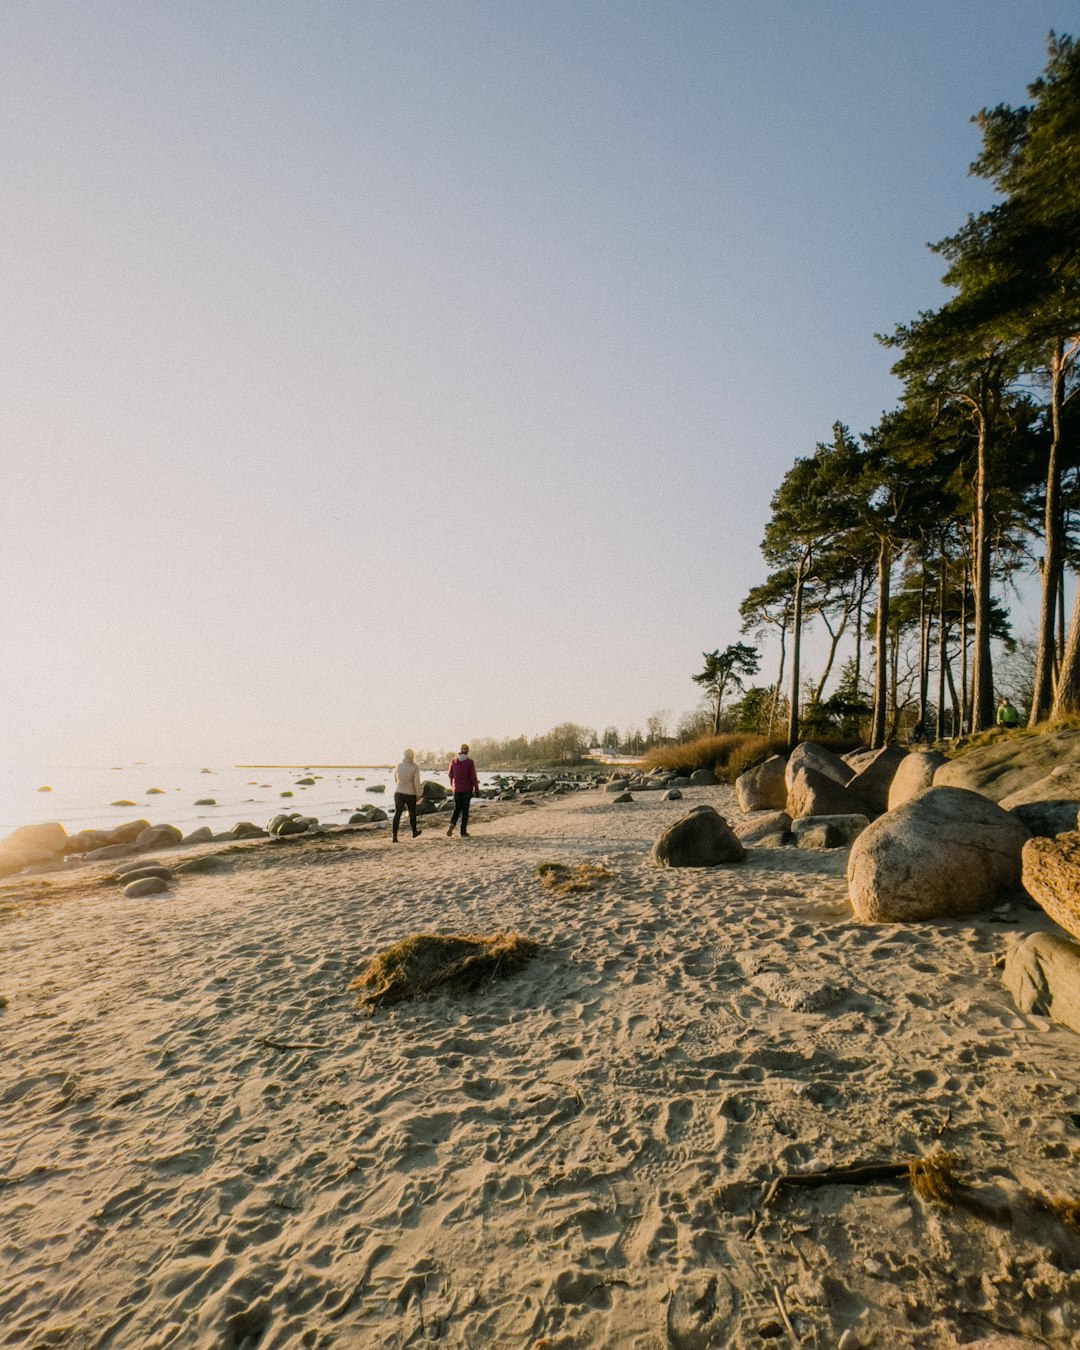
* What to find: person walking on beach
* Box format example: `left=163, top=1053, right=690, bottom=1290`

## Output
left=392, top=749, right=423, bottom=842
left=447, top=743, right=480, bottom=838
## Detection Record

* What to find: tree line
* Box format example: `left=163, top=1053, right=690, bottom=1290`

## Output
left=726, top=33, right=1080, bottom=751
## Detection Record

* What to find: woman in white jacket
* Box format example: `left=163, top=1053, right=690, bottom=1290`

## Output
left=392, top=749, right=424, bottom=842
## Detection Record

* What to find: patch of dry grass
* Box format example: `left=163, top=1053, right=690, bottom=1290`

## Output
left=536, top=862, right=614, bottom=895
left=350, top=931, right=538, bottom=1011
left=641, top=732, right=787, bottom=782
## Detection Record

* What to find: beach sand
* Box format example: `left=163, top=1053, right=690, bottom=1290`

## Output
left=2, top=785, right=1079, bottom=1348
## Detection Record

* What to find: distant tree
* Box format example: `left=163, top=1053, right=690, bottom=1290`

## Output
left=740, top=569, right=795, bottom=734
left=645, top=710, right=671, bottom=747
left=761, top=424, right=864, bottom=749
left=676, top=706, right=713, bottom=741
left=727, top=685, right=779, bottom=734
left=601, top=726, right=621, bottom=753
left=622, top=727, right=644, bottom=755
left=693, top=643, right=761, bottom=734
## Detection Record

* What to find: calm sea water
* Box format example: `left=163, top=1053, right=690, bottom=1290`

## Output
left=0, top=763, right=503, bottom=839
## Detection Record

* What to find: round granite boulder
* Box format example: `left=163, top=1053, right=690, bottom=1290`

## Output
left=847, top=786, right=1030, bottom=922
left=652, top=806, right=746, bottom=868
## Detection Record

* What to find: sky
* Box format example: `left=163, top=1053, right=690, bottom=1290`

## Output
left=1, top=0, right=1075, bottom=767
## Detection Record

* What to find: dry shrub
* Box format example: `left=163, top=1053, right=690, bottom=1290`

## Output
left=351, top=931, right=537, bottom=1011
left=536, top=862, right=614, bottom=895
left=641, top=732, right=787, bottom=782
left=725, top=735, right=789, bottom=781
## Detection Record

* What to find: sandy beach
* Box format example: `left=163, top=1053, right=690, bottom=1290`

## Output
left=3, top=784, right=1080, bottom=1348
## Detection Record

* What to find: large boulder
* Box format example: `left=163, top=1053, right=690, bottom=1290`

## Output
left=1008, top=800, right=1080, bottom=839
left=847, top=786, right=1031, bottom=922
left=733, top=810, right=792, bottom=843
left=652, top=806, right=746, bottom=868
left=64, top=829, right=111, bottom=855
left=135, top=824, right=183, bottom=850
left=2, top=822, right=67, bottom=857
left=1021, top=834, right=1080, bottom=942
left=933, top=728, right=1080, bottom=803
left=0, top=826, right=70, bottom=876
left=785, top=743, right=854, bottom=793
left=888, top=750, right=948, bottom=810
left=999, top=762, right=1080, bottom=810
left=787, top=766, right=866, bottom=820
left=107, top=819, right=152, bottom=845
left=230, top=821, right=266, bottom=838
left=85, top=843, right=137, bottom=861
left=1003, top=931, right=1080, bottom=1035
left=792, top=814, right=870, bottom=850
left=846, top=744, right=908, bottom=815
left=735, top=755, right=787, bottom=812
left=689, top=768, right=717, bottom=786
left=422, top=780, right=448, bottom=802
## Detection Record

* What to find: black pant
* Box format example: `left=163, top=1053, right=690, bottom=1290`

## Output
left=392, top=792, right=418, bottom=839
left=449, top=790, right=472, bottom=835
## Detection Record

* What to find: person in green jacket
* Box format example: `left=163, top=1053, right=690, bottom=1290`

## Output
left=996, top=696, right=1020, bottom=728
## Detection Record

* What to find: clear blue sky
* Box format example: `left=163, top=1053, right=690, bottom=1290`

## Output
left=0, top=2, right=1072, bottom=766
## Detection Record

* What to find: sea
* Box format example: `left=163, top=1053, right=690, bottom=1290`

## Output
left=0, top=762, right=506, bottom=840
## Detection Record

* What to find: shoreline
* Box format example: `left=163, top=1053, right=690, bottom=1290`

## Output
left=3, top=786, right=1079, bottom=1346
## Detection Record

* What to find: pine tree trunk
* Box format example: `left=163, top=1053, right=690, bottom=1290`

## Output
left=937, top=558, right=948, bottom=740
left=959, top=555, right=969, bottom=737
left=1029, top=340, right=1065, bottom=725
left=871, top=537, right=890, bottom=749
left=971, top=390, right=995, bottom=731
left=787, top=552, right=810, bottom=752
left=918, top=568, right=930, bottom=730
left=943, top=648, right=960, bottom=736
left=1058, top=556, right=1067, bottom=667
left=813, top=611, right=848, bottom=704
left=1052, top=581, right=1080, bottom=718
left=769, top=620, right=787, bottom=735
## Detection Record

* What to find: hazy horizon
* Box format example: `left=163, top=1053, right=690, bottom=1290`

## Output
left=2, top=2, right=1070, bottom=772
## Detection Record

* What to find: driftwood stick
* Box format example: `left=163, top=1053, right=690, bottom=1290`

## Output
left=771, top=1283, right=798, bottom=1342
left=764, top=1160, right=909, bottom=1207
left=257, top=1037, right=325, bottom=1052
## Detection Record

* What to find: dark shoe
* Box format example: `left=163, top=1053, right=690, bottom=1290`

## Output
left=460, top=831, right=469, bottom=838
left=392, top=836, right=398, bottom=844
left=446, top=825, right=454, bottom=837
left=412, top=829, right=422, bottom=838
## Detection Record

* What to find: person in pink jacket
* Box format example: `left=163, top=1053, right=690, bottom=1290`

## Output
left=447, top=743, right=480, bottom=838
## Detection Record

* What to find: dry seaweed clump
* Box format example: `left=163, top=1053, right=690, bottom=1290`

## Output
left=536, top=862, right=614, bottom=895
left=351, top=931, right=538, bottom=1011
left=907, top=1152, right=960, bottom=1205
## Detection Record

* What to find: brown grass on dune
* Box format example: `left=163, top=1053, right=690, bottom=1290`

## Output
left=641, top=732, right=787, bottom=781
left=350, top=932, right=538, bottom=1011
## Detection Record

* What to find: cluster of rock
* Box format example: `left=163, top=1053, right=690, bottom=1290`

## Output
left=640, top=733, right=1080, bottom=1033
left=0, top=770, right=606, bottom=883
left=733, top=732, right=1080, bottom=1036
left=108, top=850, right=233, bottom=899
left=0, top=816, right=270, bottom=878
left=605, top=766, right=712, bottom=805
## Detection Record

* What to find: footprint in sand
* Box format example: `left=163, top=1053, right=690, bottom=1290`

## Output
left=667, top=1270, right=736, bottom=1349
